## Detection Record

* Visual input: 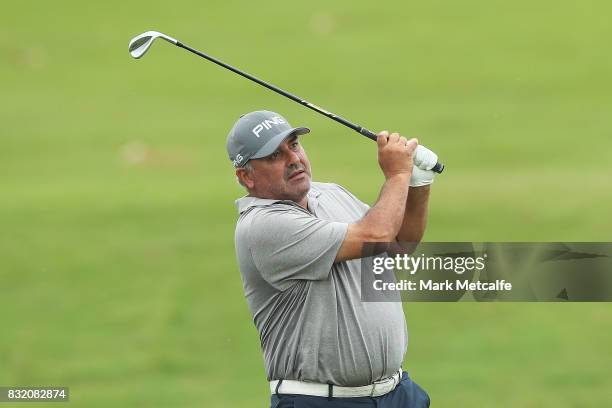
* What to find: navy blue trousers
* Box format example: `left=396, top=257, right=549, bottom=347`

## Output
left=270, top=372, right=430, bottom=408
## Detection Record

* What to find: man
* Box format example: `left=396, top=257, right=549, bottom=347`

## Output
left=228, top=110, right=433, bottom=407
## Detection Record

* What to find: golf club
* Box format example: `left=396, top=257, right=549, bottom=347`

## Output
left=128, top=30, right=445, bottom=173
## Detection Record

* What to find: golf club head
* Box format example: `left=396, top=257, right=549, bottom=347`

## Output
left=128, top=31, right=178, bottom=59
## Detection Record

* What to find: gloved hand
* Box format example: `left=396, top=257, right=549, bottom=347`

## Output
left=410, top=165, right=435, bottom=187
left=413, top=144, right=438, bottom=171
left=410, top=144, right=437, bottom=187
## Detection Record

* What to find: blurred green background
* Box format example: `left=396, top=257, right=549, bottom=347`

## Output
left=1, top=0, right=611, bottom=406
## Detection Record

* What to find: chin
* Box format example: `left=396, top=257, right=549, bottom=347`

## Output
left=287, top=178, right=310, bottom=201
left=298, top=177, right=311, bottom=193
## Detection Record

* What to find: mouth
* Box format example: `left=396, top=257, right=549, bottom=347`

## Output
left=288, top=169, right=306, bottom=180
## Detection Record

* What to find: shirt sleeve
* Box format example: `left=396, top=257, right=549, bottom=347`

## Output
left=247, top=205, right=349, bottom=290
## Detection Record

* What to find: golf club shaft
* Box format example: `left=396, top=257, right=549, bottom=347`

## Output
left=174, top=41, right=444, bottom=173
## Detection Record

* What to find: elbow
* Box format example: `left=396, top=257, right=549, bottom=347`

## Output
left=351, top=219, right=400, bottom=243
left=396, top=233, right=424, bottom=246
left=366, top=228, right=398, bottom=243
left=410, top=231, right=425, bottom=244
left=397, top=222, right=427, bottom=245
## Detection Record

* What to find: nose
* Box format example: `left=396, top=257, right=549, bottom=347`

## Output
left=286, top=148, right=301, bottom=165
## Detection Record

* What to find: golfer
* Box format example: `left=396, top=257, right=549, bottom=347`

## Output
left=228, top=110, right=433, bottom=407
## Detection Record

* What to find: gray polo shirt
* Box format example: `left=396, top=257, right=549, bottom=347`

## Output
left=234, top=182, right=407, bottom=386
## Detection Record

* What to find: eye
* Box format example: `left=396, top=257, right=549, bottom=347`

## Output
left=290, top=141, right=299, bottom=150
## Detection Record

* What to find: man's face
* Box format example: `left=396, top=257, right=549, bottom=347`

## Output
left=239, top=135, right=312, bottom=203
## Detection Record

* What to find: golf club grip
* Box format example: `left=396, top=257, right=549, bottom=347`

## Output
left=359, top=128, right=445, bottom=174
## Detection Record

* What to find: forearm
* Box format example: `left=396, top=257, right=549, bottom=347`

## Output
left=335, top=174, right=411, bottom=262
left=336, top=131, right=418, bottom=262
left=396, top=185, right=430, bottom=243
left=361, top=174, right=411, bottom=241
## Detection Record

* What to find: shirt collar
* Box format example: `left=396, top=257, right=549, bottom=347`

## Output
left=235, top=184, right=322, bottom=214
left=235, top=196, right=284, bottom=214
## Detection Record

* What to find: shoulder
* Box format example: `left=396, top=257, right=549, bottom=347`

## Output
left=311, top=181, right=353, bottom=196
left=311, top=181, right=362, bottom=202
left=236, top=202, right=310, bottom=241
left=311, top=181, right=345, bottom=191
left=311, top=181, right=370, bottom=217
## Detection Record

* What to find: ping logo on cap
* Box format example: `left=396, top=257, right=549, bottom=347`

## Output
left=252, top=116, right=286, bottom=138
left=232, top=153, right=244, bottom=167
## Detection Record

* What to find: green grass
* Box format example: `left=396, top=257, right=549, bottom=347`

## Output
left=1, top=0, right=611, bottom=406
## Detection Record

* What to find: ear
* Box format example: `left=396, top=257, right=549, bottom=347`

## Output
left=236, top=167, right=255, bottom=189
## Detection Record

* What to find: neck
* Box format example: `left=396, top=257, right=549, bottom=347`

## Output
left=296, top=196, right=309, bottom=210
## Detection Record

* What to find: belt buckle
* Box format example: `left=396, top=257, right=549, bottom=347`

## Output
left=369, top=382, right=377, bottom=397
left=370, top=369, right=401, bottom=397
left=370, top=376, right=390, bottom=397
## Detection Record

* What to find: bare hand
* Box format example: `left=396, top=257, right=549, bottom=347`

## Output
left=377, top=131, right=418, bottom=180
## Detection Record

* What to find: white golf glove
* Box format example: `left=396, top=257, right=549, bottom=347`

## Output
left=413, top=144, right=438, bottom=171
left=410, top=144, right=437, bottom=187
left=410, top=166, right=435, bottom=187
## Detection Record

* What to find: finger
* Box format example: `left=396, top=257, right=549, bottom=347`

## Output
left=377, top=130, right=389, bottom=147
left=388, top=132, right=400, bottom=144
left=405, top=138, right=418, bottom=151
left=399, top=136, right=408, bottom=146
